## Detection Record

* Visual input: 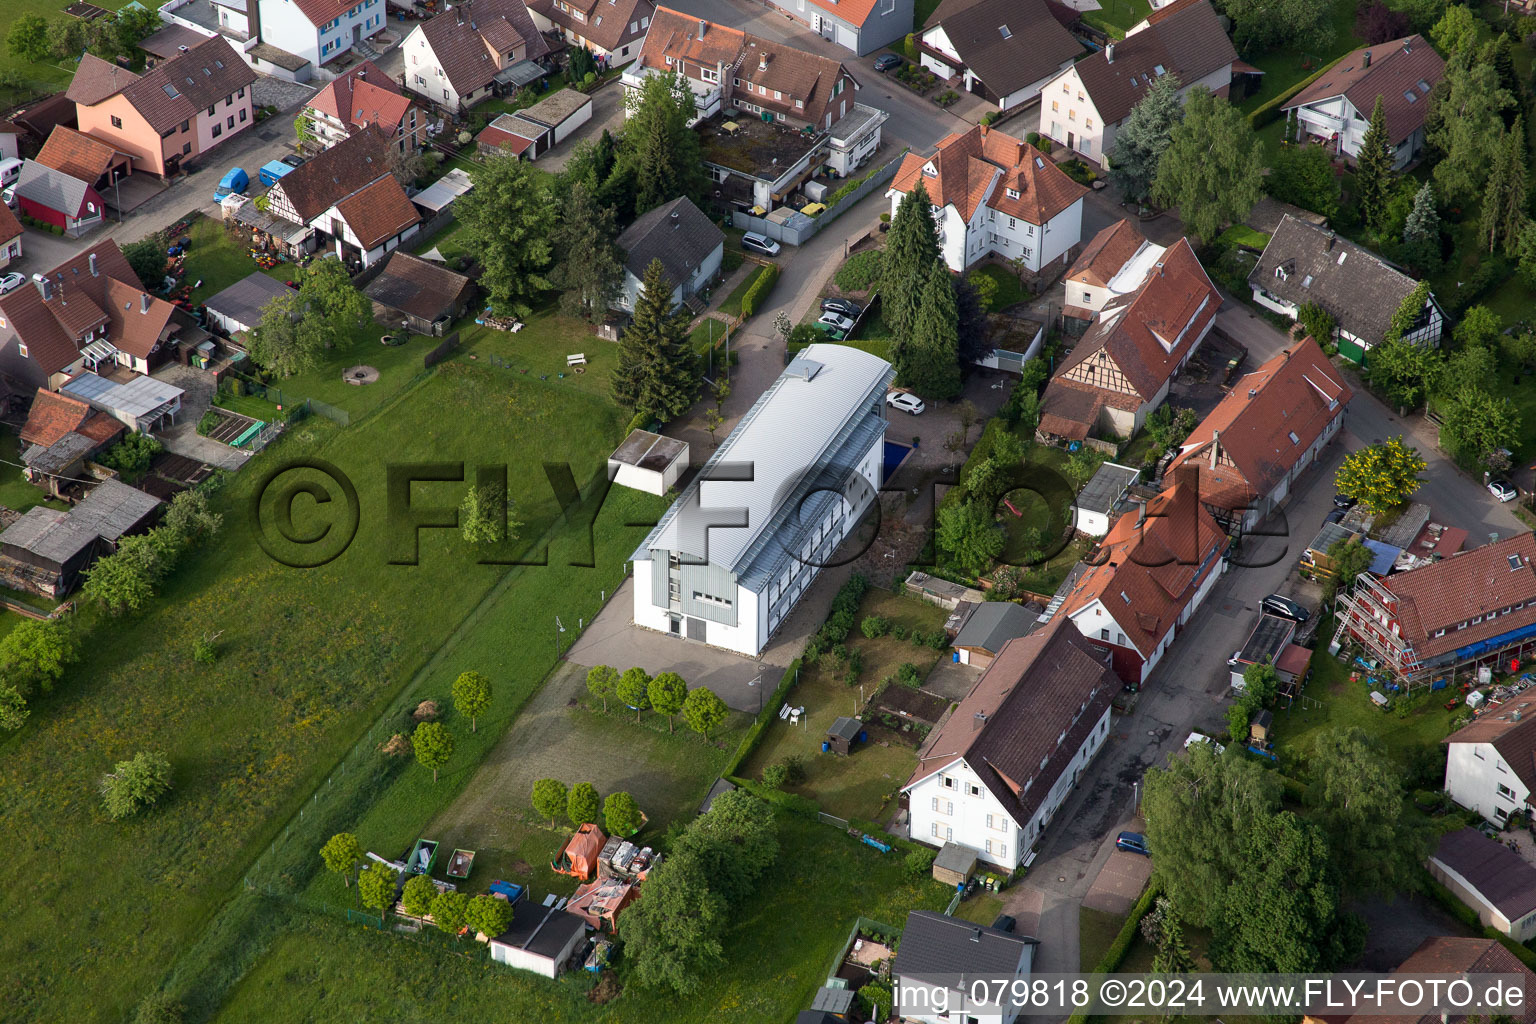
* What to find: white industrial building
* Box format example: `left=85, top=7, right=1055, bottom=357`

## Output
left=630, top=344, right=893, bottom=656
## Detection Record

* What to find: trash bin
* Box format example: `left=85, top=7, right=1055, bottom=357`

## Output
left=858, top=731, right=867, bottom=744
left=952, top=651, right=959, bottom=663
left=821, top=741, right=829, bottom=753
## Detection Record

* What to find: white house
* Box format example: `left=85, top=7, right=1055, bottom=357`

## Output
left=266, top=126, right=420, bottom=267
left=1444, top=693, right=1536, bottom=824
left=1249, top=215, right=1444, bottom=364
left=902, top=619, right=1121, bottom=870
left=887, top=123, right=1086, bottom=274
left=919, top=0, right=1081, bottom=111
left=1282, top=35, right=1445, bottom=170
left=1036, top=0, right=1237, bottom=162
left=488, top=905, right=588, bottom=977
left=608, top=429, right=689, bottom=496
left=256, top=0, right=388, bottom=68
left=400, top=0, right=550, bottom=112
left=631, top=345, right=892, bottom=657
left=612, top=196, right=724, bottom=313
left=1429, top=829, right=1536, bottom=943
left=528, top=0, right=654, bottom=62
left=1058, top=470, right=1227, bottom=687
left=894, top=911, right=1037, bottom=1024
left=1061, top=218, right=1163, bottom=326
left=316, top=172, right=421, bottom=266
left=1166, top=338, right=1352, bottom=533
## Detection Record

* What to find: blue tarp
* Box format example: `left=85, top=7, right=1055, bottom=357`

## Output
left=1364, top=539, right=1401, bottom=576
left=1455, top=619, right=1536, bottom=661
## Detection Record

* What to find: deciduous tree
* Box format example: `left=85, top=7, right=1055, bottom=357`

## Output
left=246, top=293, right=318, bottom=377
left=120, top=235, right=167, bottom=288
left=586, top=664, right=619, bottom=712
left=451, top=670, right=492, bottom=732
left=83, top=530, right=173, bottom=614
left=682, top=686, right=728, bottom=740
left=295, top=256, right=370, bottom=351
left=617, top=844, right=727, bottom=991
left=1438, top=386, right=1522, bottom=468
left=617, top=667, right=652, bottom=722
left=605, top=791, right=643, bottom=836
left=1367, top=338, right=1438, bottom=410
left=1268, top=143, right=1340, bottom=220
left=531, top=778, right=568, bottom=825
left=648, top=671, right=688, bottom=732
left=320, top=832, right=363, bottom=888
left=675, top=789, right=779, bottom=904
left=610, top=257, right=698, bottom=423
left=162, top=489, right=223, bottom=544
left=459, top=483, right=520, bottom=547
left=412, top=721, right=453, bottom=782
left=401, top=873, right=437, bottom=918
left=1436, top=340, right=1497, bottom=396
left=1429, top=3, right=1478, bottom=57
left=567, top=781, right=601, bottom=825
left=937, top=498, right=1004, bottom=576
left=0, top=617, right=77, bottom=693
left=466, top=893, right=514, bottom=938
left=1216, top=0, right=1334, bottom=53
left=1110, top=72, right=1184, bottom=203
left=1325, top=537, right=1374, bottom=594
left=430, top=890, right=469, bottom=937
left=7, top=14, right=50, bottom=62
left=356, top=862, right=397, bottom=915
left=455, top=154, right=555, bottom=317
left=1152, top=88, right=1264, bottom=243
left=100, top=750, right=173, bottom=820
left=1309, top=727, right=1427, bottom=892
left=1334, top=436, right=1426, bottom=513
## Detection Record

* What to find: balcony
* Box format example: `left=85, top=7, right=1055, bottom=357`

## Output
left=621, top=65, right=721, bottom=122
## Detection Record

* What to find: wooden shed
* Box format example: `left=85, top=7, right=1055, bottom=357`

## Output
left=932, top=842, right=978, bottom=887
left=825, top=716, right=863, bottom=756
left=1249, top=708, right=1274, bottom=744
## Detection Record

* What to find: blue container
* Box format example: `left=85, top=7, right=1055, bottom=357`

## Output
left=821, top=741, right=829, bottom=753
left=953, top=651, right=960, bottom=663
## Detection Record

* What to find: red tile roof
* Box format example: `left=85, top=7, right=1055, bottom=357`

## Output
left=0, top=200, right=21, bottom=245
left=37, top=126, right=121, bottom=183
left=903, top=618, right=1121, bottom=827
left=1060, top=469, right=1228, bottom=657
left=1327, top=936, right=1536, bottom=1024
left=71, top=36, right=255, bottom=133
left=1066, top=217, right=1147, bottom=288
left=334, top=175, right=420, bottom=249
left=1283, top=36, right=1445, bottom=147
left=890, top=124, right=1087, bottom=225
left=1167, top=337, right=1352, bottom=514
left=77, top=411, right=124, bottom=445
left=20, top=389, right=92, bottom=447
left=1371, top=533, right=1536, bottom=662
left=306, top=62, right=415, bottom=137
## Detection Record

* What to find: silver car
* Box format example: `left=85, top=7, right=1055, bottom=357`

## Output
left=741, top=232, right=781, bottom=256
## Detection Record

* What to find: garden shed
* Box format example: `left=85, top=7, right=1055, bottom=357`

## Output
left=825, top=716, right=863, bottom=756
left=362, top=250, right=474, bottom=335
left=931, top=842, right=978, bottom=887
left=488, top=904, right=588, bottom=979
left=607, top=429, right=689, bottom=496
left=202, top=272, right=297, bottom=336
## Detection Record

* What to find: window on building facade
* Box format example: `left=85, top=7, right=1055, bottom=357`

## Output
left=1499, top=783, right=1517, bottom=800
left=111, top=115, right=123, bottom=128
left=212, top=123, right=222, bottom=137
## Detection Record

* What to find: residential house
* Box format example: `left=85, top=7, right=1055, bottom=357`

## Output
left=763, top=0, right=914, bottom=57
left=1429, top=829, right=1536, bottom=942
left=488, top=904, right=588, bottom=977
left=1036, top=0, right=1238, bottom=162
left=1166, top=338, right=1352, bottom=533
left=0, top=240, right=189, bottom=390
left=36, top=126, right=133, bottom=194
left=1061, top=217, right=1162, bottom=328
left=1335, top=533, right=1536, bottom=685
left=1058, top=468, right=1229, bottom=686
left=919, top=0, right=1082, bottom=110
left=1250, top=214, right=1444, bottom=363
left=1443, top=692, right=1536, bottom=825
left=613, top=196, right=724, bottom=313
left=266, top=127, right=420, bottom=266
left=625, top=9, right=886, bottom=210
left=949, top=601, right=1035, bottom=667
left=528, top=0, right=654, bottom=62
left=1283, top=36, right=1445, bottom=169
left=0, top=201, right=22, bottom=270
left=902, top=617, right=1121, bottom=869
left=400, top=0, right=551, bottom=112
left=201, top=272, right=298, bottom=336
left=887, top=123, right=1086, bottom=274
left=1302, top=936, right=1536, bottom=1024
left=0, top=478, right=162, bottom=597
left=67, top=37, right=256, bottom=178
left=1038, top=238, right=1218, bottom=442
left=894, top=911, right=1037, bottom=1024
left=255, top=0, right=388, bottom=68
left=16, top=388, right=124, bottom=496
left=12, top=162, right=106, bottom=237
left=301, top=61, right=425, bottom=156
left=631, top=345, right=892, bottom=656
left=362, top=250, right=475, bottom=334
left=1071, top=460, right=1140, bottom=537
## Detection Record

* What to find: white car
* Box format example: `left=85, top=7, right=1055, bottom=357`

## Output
left=816, top=312, right=855, bottom=334
left=886, top=391, right=925, bottom=415
left=1489, top=479, right=1518, bottom=503
left=741, top=232, right=781, bottom=256
left=1, top=187, right=14, bottom=210
left=0, top=271, right=23, bottom=294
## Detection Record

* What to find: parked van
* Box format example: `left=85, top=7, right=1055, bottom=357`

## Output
left=0, top=158, right=22, bottom=189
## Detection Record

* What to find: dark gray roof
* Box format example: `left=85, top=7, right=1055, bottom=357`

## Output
left=69, top=478, right=162, bottom=541
left=1250, top=215, right=1427, bottom=346
left=1076, top=461, right=1140, bottom=514
left=953, top=602, right=1034, bottom=654
left=491, top=904, right=586, bottom=959
left=610, top=429, right=687, bottom=471
left=895, top=910, right=1032, bottom=987
left=809, top=987, right=855, bottom=1014
left=616, top=196, right=724, bottom=290
left=21, top=431, right=96, bottom=474
left=1237, top=613, right=1294, bottom=665
left=828, top=716, right=862, bottom=741
left=203, top=272, right=296, bottom=329
left=699, top=776, right=736, bottom=815
left=362, top=251, right=473, bottom=321
left=1433, top=828, right=1536, bottom=922
left=933, top=842, right=977, bottom=874
left=15, top=160, right=93, bottom=216
left=0, top=506, right=95, bottom=563
left=516, top=88, right=590, bottom=128
left=926, top=0, right=1082, bottom=99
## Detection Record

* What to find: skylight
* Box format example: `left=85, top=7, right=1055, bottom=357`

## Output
left=215, top=59, right=224, bottom=68
left=1511, top=555, right=1524, bottom=571
left=162, top=83, right=179, bottom=98
left=1154, top=64, right=1165, bottom=75
left=1417, top=79, right=1430, bottom=93
left=1034, top=156, right=1044, bottom=168
left=998, top=24, right=1011, bottom=38
left=1301, top=274, right=1314, bottom=288
left=1404, top=90, right=1416, bottom=103
left=1287, top=431, right=1300, bottom=444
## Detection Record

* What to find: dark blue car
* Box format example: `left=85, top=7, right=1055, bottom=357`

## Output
left=1116, top=831, right=1150, bottom=856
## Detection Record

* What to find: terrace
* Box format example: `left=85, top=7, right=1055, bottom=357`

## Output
left=697, top=114, right=825, bottom=205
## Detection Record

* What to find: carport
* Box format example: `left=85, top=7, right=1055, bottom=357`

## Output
left=104, top=175, right=169, bottom=216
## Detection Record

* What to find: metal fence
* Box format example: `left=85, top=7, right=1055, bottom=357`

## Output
left=424, top=331, right=461, bottom=369
left=309, top=398, right=351, bottom=426
left=818, top=811, right=850, bottom=830
left=730, top=149, right=907, bottom=247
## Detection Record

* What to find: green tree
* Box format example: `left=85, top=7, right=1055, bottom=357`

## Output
left=459, top=482, right=520, bottom=547
left=678, top=789, right=779, bottom=904
left=1428, top=56, right=1514, bottom=206
left=1453, top=306, right=1502, bottom=351
left=1354, top=97, right=1395, bottom=230
left=1400, top=182, right=1442, bottom=273
left=1429, top=4, right=1478, bottom=57
left=45, top=17, right=83, bottom=60
left=1503, top=330, right=1536, bottom=373
left=1309, top=727, right=1426, bottom=893
left=567, top=781, right=601, bottom=825
left=1215, top=811, right=1349, bottom=972
left=7, top=13, right=50, bottom=62
left=83, top=530, right=172, bottom=614
left=455, top=154, right=555, bottom=317
left=937, top=498, right=1004, bottom=576
left=319, top=832, right=363, bottom=888
left=610, top=257, right=698, bottom=423
left=1323, top=536, right=1370, bottom=591
left=1268, top=143, right=1340, bottom=220
left=412, top=720, right=453, bottom=782
left=1437, top=341, right=1496, bottom=397
left=451, top=670, right=492, bottom=732
left=1152, top=88, right=1264, bottom=243
left=1518, top=219, right=1536, bottom=289
left=100, top=750, right=173, bottom=820
left=465, top=893, right=515, bottom=938
left=1334, top=436, right=1426, bottom=513
left=1480, top=118, right=1528, bottom=254
left=898, top=266, right=962, bottom=398
left=162, top=489, right=223, bottom=544
left=616, top=667, right=652, bottom=722
left=1381, top=280, right=1434, bottom=347
left=356, top=862, right=397, bottom=916
left=682, top=686, right=728, bottom=740
left=1438, top=386, right=1521, bottom=467
left=1367, top=338, right=1439, bottom=410
left=430, top=890, right=469, bottom=937
left=1295, top=301, right=1337, bottom=344
left=295, top=256, right=370, bottom=351
left=1152, top=902, right=1197, bottom=975
left=882, top=180, right=943, bottom=346
left=550, top=180, right=624, bottom=320
left=647, top=671, right=688, bottom=733
left=617, top=844, right=727, bottom=992
left=0, top=617, right=77, bottom=693
left=605, top=791, right=643, bottom=835
left=1218, top=0, right=1334, bottom=53
left=400, top=873, right=437, bottom=918
left=531, top=778, right=568, bottom=825
left=586, top=664, right=619, bottom=713
left=133, top=992, right=185, bottom=1024
left=1242, top=660, right=1279, bottom=706
left=120, top=235, right=166, bottom=287
left=622, top=70, right=707, bottom=213
left=1110, top=72, right=1185, bottom=203
left=0, top=686, right=30, bottom=731
left=246, top=292, right=326, bottom=377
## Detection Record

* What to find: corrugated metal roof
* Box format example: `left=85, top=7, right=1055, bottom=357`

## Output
left=635, top=344, right=892, bottom=575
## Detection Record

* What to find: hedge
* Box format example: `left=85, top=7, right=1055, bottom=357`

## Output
left=721, top=658, right=802, bottom=777
left=726, top=774, right=820, bottom=817
left=1095, top=880, right=1163, bottom=973
left=1247, top=58, right=1343, bottom=129
left=739, top=263, right=780, bottom=319
left=1425, top=875, right=1536, bottom=968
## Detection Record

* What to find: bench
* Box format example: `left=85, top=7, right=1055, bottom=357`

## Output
left=566, top=352, right=586, bottom=366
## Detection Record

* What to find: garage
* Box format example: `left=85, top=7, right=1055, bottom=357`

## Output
left=836, top=23, right=858, bottom=50
left=201, top=272, right=297, bottom=337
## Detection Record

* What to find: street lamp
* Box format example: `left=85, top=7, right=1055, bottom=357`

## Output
left=555, top=615, right=566, bottom=658
left=749, top=672, right=764, bottom=715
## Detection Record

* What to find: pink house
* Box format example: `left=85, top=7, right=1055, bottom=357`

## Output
left=67, top=35, right=256, bottom=179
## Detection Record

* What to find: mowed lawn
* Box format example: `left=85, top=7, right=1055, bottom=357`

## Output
left=216, top=813, right=952, bottom=1024
left=741, top=588, right=947, bottom=821
left=0, top=349, right=639, bottom=1021
left=0, top=0, right=114, bottom=99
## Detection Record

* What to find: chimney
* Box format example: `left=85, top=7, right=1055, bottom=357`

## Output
left=1106, top=43, right=1115, bottom=63
left=141, top=292, right=151, bottom=313
left=36, top=277, right=51, bottom=301
left=1362, top=50, right=1371, bottom=68
left=1326, top=230, right=1336, bottom=251
left=759, top=53, right=770, bottom=72
left=698, top=17, right=705, bottom=37
left=671, top=210, right=680, bottom=228
left=89, top=252, right=98, bottom=277
left=971, top=927, right=982, bottom=943
left=358, top=64, right=366, bottom=80
left=1210, top=428, right=1220, bottom=470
